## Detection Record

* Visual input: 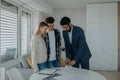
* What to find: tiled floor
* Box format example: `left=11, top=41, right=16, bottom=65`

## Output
left=95, top=70, right=120, bottom=80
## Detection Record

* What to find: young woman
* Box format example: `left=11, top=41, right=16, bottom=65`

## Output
left=31, top=22, right=48, bottom=72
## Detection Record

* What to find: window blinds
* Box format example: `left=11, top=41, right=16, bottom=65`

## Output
left=0, top=1, right=18, bottom=63
left=21, top=11, right=31, bottom=55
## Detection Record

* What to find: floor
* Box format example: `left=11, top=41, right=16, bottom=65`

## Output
left=95, top=70, right=120, bottom=80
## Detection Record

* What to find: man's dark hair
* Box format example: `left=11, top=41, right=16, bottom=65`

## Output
left=60, top=17, right=71, bottom=25
left=45, top=16, right=55, bottom=23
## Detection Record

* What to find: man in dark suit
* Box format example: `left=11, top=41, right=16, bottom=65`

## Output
left=60, top=17, right=92, bottom=70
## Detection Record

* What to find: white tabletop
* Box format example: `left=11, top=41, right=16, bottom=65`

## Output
left=29, top=66, right=106, bottom=80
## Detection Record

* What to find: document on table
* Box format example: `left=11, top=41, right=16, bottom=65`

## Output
left=39, top=69, right=59, bottom=75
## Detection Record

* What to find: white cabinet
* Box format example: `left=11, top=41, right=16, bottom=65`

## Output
left=86, top=3, right=118, bottom=71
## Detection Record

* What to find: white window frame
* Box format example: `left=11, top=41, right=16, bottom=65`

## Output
left=0, top=0, right=19, bottom=64
left=0, top=0, right=34, bottom=64
left=21, top=7, right=33, bottom=56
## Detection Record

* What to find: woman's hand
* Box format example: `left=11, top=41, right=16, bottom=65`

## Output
left=34, top=69, right=39, bottom=73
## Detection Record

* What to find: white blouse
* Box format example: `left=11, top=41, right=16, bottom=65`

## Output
left=31, top=34, right=47, bottom=71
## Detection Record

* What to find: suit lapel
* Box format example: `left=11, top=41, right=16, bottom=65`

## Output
left=64, top=31, right=70, bottom=43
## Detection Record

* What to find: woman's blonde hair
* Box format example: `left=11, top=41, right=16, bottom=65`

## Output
left=34, top=21, right=48, bottom=36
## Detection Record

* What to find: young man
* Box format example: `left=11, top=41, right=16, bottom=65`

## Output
left=44, top=17, right=61, bottom=68
left=60, top=17, right=92, bottom=70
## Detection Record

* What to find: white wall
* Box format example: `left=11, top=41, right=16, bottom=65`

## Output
left=53, top=8, right=86, bottom=30
left=53, top=7, right=86, bottom=47
left=11, top=0, right=53, bottom=14
left=86, top=3, right=118, bottom=71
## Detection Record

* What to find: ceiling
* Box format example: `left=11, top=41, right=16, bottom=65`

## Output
left=43, top=0, right=120, bottom=8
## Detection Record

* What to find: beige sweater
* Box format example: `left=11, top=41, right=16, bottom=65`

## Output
left=31, top=34, right=47, bottom=71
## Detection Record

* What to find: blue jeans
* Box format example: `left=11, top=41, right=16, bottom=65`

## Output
left=46, top=60, right=60, bottom=68
left=37, top=62, right=46, bottom=70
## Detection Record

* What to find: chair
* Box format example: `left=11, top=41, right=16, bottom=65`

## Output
left=20, top=54, right=34, bottom=80
left=20, top=54, right=31, bottom=68
left=6, top=68, right=24, bottom=80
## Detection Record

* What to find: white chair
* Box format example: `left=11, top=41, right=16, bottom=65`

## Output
left=20, top=54, right=34, bottom=80
left=6, top=68, right=24, bottom=80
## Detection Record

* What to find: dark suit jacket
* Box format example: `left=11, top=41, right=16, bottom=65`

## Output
left=63, top=26, right=92, bottom=63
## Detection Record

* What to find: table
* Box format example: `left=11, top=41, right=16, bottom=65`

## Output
left=29, top=66, right=106, bottom=80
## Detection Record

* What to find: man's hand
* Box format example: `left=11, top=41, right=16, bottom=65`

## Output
left=69, top=60, right=76, bottom=66
left=65, top=58, right=70, bottom=65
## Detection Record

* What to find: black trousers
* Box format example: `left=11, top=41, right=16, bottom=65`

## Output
left=72, top=60, right=89, bottom=70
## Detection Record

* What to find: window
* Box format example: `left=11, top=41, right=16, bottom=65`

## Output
left=0, top=1, right=18, bottom=63
left=0, top=0, right=33, bottom=63
left=21, top=11, right=31, bottom=55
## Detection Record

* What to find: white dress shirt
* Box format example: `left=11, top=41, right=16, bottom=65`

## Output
left=68, top=26, right=73, bottom=44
